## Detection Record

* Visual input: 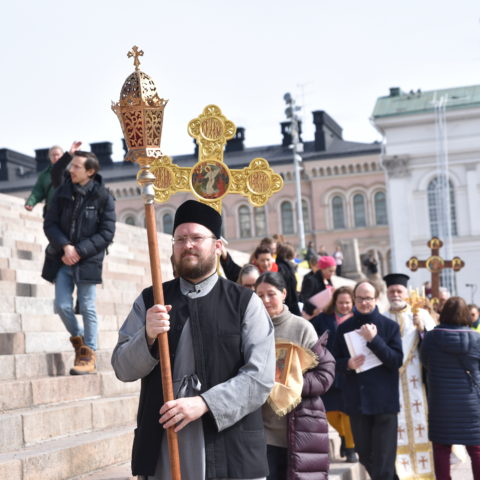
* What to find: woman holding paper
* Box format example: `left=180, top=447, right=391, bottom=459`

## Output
left=255, top=271, right=335, bottom=480
left=300, top=255, right=336, bottom=319
left=311, top=287, right=358, bottom=462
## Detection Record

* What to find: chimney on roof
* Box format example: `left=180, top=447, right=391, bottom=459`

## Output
left=312, top=111, right=343, bottom=152
left=226, top=127, right=245, bottom=152
left=0, top=150, right=9, bottom=180
left=280, top=120, right=303, bottom=148
left=121, top=138, right=128, bottom=161
left=34, top=148, right=50, bottom=173
left=389, top=87, right=401, bottom=97
left=90, top=142, right=113, bottom=167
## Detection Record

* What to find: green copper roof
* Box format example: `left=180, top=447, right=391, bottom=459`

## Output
left=372, top=84, right=480, bottom=118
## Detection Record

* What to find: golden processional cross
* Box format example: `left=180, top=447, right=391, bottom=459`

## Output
left=406, top=236, right=465, bottom=302
left=112, top=47, right=283, bottom=480
left=149, top=104, right=283, bottom=212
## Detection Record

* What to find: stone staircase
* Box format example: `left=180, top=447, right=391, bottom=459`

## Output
left=0, top=193, right=174, bottom=480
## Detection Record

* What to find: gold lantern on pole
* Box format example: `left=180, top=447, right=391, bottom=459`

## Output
left=112, top=46, right=181, bottom=480
left=112, top=45, right=168, bottom=166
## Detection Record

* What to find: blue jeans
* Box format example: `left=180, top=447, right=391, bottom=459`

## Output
left=54, top=265, right=98, bottom=350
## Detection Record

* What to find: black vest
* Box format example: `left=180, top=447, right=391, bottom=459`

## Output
left=132, top=277, right=269, bottom=478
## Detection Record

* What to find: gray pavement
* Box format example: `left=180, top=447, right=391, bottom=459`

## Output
left=452, top=457, right=474, bottom=480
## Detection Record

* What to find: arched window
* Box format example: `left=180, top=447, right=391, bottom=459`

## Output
left=124, top=215, right=136, bottom=226
left=332, top=196, right=345, bottom=229
left=353, top=194, right=366, bottom=227
left=427, top=177, right=457, bottom=236
left=302, top=199, right=310, bottom=232
left=374, top=191, right=388, bottom=225
left=238, top=205, right=252, bottom=237
left=162, top=212, right=173, bottom=234
left=254, top=206, right=267, bottom=237
left=281, top=201, right=294, bottom=234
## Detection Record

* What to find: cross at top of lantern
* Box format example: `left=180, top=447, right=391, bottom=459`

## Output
left=127, top=45, right=144, bottom=71
left=111, top=46, right=168, bottom=165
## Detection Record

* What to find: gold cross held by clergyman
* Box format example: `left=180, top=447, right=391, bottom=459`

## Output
left=406, top=236, right=464, bottom=300
left=146, top=104, right=283, bottom=212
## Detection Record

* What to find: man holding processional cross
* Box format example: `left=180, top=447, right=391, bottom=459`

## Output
left=111, top=48, right=283, bottom=479
left=382, top=273, right=436, bottom=480
left=112, top=200, right=276, bottom=479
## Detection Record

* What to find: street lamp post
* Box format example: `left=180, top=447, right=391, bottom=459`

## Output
left=284, top=92, right=305, bottom=252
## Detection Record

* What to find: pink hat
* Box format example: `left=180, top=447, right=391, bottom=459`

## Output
left=318, top=255, right=336, bottom=269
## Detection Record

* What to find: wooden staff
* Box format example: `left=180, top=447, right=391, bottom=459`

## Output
left=112, top=45, right=181, bottom=478
left=141, top=174, right=181, bottom=479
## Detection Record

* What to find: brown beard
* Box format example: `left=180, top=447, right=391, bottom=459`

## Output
left=173, top=245, right=217, bottom=281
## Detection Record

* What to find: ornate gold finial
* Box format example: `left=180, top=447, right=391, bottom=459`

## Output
left=127, top=45, right=144, bottom=71
left=112, top=47, right=168, bottom=165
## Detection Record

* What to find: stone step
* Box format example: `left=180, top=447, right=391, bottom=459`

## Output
left=0, top=294, right=133, bottom=318
left=1, top=349, right=120, bottom=381
left=0, top=280, right=54, bottom=298
left=0, top=328, right=122, bottom=354
left=0, top=425, right=133, bottom=480
left=0, top=311, right=127, bottom=335
left=0, top=394, right=138, bottom=453
left=329, top=462, right=369, bottom=480
left=0, top=371, right=139, bottom=412
left=75, top=463, right=133, bottom=480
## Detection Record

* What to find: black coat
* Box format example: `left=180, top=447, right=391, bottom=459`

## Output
left=42, top=174, right=116, bottom=284
left=276, top=257, right=301, bottom=316
left=300, top=270, right=332, bottom=316
left=311, top=312, right=345, bottom=411
left=420, top=324, right=480, bottom=445
left=332, top=306, right=403, bottom=415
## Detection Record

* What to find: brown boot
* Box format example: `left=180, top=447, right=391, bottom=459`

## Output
left=69, top=336, right=84, bottom=366
left=70, top=345, right=96, bottom=375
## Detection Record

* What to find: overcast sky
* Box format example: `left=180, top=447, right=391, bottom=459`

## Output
left=1, top=1, right=479, bottom=160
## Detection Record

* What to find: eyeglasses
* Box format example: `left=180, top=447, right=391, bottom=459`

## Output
left=355, top=296, right=376, bottom=303
left=172, top=235, right=216, bottom=246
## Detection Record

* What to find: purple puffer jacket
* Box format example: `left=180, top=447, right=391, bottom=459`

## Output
left=287, top=333, right=336, bottom=480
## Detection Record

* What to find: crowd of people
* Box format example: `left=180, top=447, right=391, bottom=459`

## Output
left=25, top=152, right=480, bottom=479
left=110, top=200, right=480, bottom=480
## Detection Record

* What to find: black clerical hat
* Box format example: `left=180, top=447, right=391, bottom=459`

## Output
left=173, top=200, right=222, bottom=238
left=383, top=273, right=410, bottom=288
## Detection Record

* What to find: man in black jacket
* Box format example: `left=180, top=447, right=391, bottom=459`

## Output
left=332, top=281, right=403, bottom=480
left=42, top=151, right=116, bottom=375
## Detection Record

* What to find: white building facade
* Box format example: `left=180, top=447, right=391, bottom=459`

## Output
left=372, top=85, right=480, bottom=302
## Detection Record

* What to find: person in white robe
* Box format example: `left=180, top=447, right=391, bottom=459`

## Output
left=382, top=273, right=436, bottom=480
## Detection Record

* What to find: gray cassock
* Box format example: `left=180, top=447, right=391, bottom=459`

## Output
left=112, top=273, right=275, bottom=480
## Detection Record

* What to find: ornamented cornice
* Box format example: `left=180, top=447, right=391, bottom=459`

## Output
left=381, top=155, right=410, bottom=178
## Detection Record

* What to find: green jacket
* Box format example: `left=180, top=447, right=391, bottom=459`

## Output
left=25, top=164, right=54, bottom=209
